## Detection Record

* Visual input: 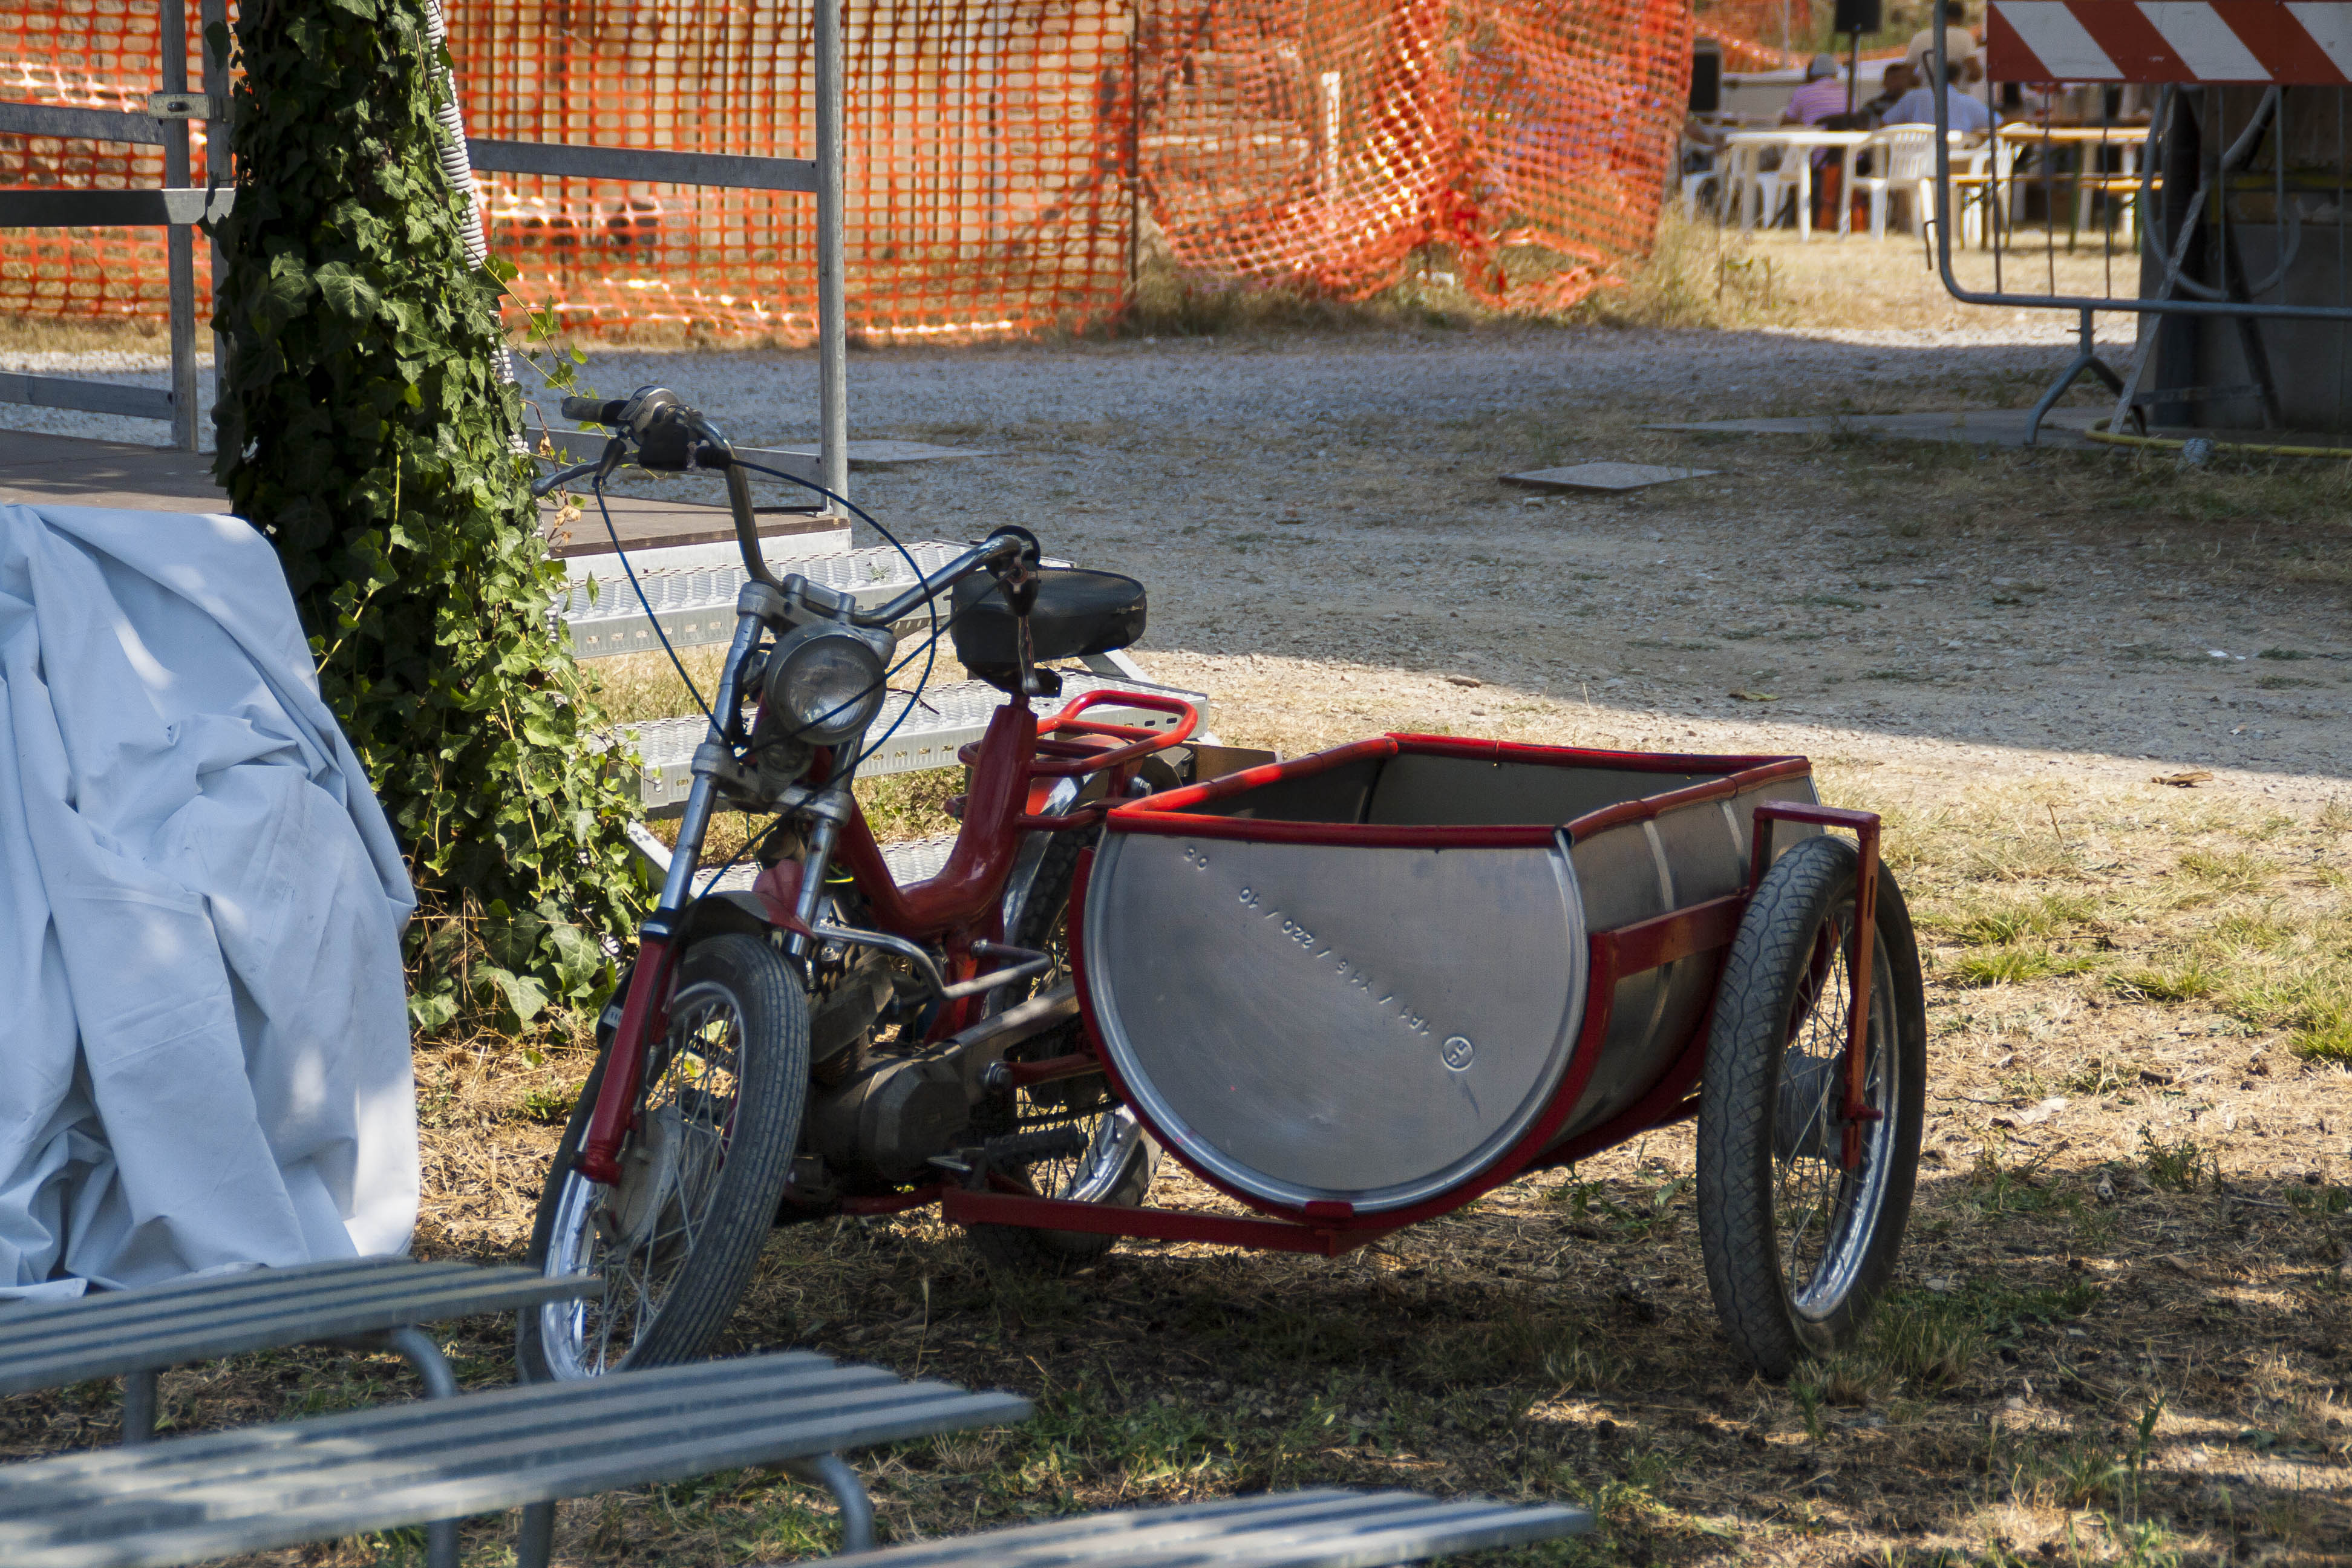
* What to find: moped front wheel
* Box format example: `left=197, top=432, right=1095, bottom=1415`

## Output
left=520, top=933, right=808, bottom=1381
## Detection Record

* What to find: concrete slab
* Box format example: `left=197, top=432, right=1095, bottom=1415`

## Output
left=0, top=429, right=230, bottom=512
left=1642, top=406, right=2106, bottom=450
left=0, top=431, right=854, bottom=580
left=549, top=494, right=850, bottom=578
left=1501, top=461, right=1720, bottom=494
left=769, top=439, right=1004, bottom=470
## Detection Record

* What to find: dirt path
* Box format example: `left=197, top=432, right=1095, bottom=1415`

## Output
left=575, top=321, right=2348, bottom=808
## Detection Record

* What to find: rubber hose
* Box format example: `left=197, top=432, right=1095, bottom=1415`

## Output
left=420, top=0, right=525, bottom=443
left=2083, top=419, right=2352, bottom=460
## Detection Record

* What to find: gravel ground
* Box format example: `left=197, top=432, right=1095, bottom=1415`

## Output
left=534, top=319, right=2337, bottom=815
left=9, top=310, right=2344, bottom=816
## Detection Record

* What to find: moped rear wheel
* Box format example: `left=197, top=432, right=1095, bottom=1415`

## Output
left=520, top=933, right=808, bottom=1380
left=968, top=825, right=1158, bottom=1273
left=1697, top=833, right=1926, bottom=1378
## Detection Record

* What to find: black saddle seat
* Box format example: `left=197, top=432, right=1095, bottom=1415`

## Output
left=950, top=568, right=1146, bottom=678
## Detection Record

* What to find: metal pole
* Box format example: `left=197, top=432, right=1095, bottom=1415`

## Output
left=162, top=0, right=198, bottom=451
left=120, top=1369, right=158, bottom=1443
left=782, top=1454, right=877, bottom=1553
left=379, top=1326, right=462, bottom=1568
left=816, top=0, right=849, bottom=503
left=202, top=0, right=230, bottom=451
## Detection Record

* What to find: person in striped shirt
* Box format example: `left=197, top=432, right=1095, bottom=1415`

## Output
left=1782, top=54, right=1848, bottom=129
left=1782, top=54, right=1849, bottom=227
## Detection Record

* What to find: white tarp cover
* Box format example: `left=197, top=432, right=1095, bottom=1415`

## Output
left=0, top=503, right=417, bottom=1298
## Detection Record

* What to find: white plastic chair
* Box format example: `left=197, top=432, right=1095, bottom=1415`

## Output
left=1852, top=127, right=1937, bottom=239
left=1721, top=141, right=1794, bottom=231
left=1679, top=139, right=1721, bottom=220
left=1948, top=137, right=2011, bottom=247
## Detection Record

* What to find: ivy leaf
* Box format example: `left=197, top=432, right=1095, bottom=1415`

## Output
left=476, top=964, right=550, bottom=1027
left=314, top=261, right=382, bottom=324
left=214, top=0, right=638, bottom=1048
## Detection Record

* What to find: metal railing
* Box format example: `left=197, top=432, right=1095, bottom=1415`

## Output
left=0, top=0, right=221, bottom=447
left=1927, top=7, right=2352, bottom=444
left=0, top=0, right=849, bottom=493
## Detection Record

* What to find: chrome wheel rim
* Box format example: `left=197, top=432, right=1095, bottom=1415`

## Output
left=1771, top=901, right=1900, bottom=1322
left=538, top=979, right=746, bottom=1379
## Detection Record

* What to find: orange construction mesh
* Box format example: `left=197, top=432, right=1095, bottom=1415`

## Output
left=1140, top=0, right=1690, bottom=310
left=1693, top=0, right=1816, bottom=68
left=452, top=0, right=1137, bottom=339
left=4, top=0, right=1699, bottom=338
left=1, top=0, right=214, bottom=324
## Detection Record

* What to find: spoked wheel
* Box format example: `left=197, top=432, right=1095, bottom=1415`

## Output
left=967, top=825, right=1158, bottom=1273
left=520, top=933, right=808, bottom=1380
left=1698, top=832, right=1926, bottom=1378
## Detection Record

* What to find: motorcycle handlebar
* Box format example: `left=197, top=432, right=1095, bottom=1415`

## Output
left=559, top=394, right=629, bottom=425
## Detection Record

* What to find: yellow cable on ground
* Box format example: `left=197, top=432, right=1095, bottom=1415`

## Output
left=2083, top=419, right=2352, bottom=460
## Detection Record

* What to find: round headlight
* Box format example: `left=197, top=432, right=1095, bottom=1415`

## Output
left=765, top=624, right=889, bottom=746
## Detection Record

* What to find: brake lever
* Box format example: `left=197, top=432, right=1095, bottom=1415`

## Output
left=529, top=459, right=603, bottom=500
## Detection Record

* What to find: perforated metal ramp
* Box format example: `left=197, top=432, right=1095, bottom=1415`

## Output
left=805, top=1488, right=1593, bottom=1568
left=688, top=834, right=956, bottom=897
left=561, top=541, right=965, bottom=659
left=605, top=670, right=1208, bottom=814
left=0, top=1351, right=1029, bottom=1568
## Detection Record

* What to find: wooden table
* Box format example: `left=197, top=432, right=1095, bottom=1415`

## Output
left=1995, top=122, right=2154, bottom=238
left=1722, top=128, right=1871, bottom=241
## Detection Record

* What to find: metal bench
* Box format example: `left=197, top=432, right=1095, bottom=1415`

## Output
left=0, top=1255, right=593, bottom=1568
left=0, top=1348, right=1029, bottom=1568
left=806, top=1488, right=1594, bottom=1568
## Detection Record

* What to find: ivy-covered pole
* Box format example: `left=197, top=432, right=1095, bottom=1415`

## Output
left=211, top=0, right=638, bottom=1027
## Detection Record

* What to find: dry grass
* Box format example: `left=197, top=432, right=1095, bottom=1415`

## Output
left=3, top=768, right=2343, bottom=1568
left=0, top=313, right=175, bottom=357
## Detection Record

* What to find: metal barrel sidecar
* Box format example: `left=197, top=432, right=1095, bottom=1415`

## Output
left=1073, top=736, right=1824, bottom=1224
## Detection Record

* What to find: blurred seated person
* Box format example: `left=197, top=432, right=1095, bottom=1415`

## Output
left=1883, top=62, right=1995, bottom=135
left=1681, top=112, right=1728, bottom=162
left=1782, top=54, right=1847, bottom=126
left=1906, top=0, right=1980, bottom=79
left=1780, top=54, right=1854, bottom=227
left=1840, top=60, right=1917, bottom=182
left=1861, top=60, right=1916, bottom=125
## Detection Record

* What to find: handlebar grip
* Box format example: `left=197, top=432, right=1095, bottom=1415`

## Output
left=560, top=395, right=629, bottom=425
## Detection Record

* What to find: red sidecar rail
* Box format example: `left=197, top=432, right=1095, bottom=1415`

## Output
left=1065, top=735, right=1832, bottom=1232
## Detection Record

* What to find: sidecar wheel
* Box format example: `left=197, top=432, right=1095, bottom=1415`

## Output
left=1697, top=833, right=1926, bottom=1379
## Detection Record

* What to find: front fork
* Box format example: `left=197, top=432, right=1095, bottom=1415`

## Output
left=579, top=598, right=832, bottom=1186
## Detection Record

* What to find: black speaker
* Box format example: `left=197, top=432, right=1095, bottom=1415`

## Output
left=1832, top=0, right=1881, bottom=33
left=1688, top=44, right=1721, bottom=113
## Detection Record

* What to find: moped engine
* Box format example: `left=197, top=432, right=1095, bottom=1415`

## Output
left=806, top=1054, right=969, bottom=1183
left=807, top=949, right=893, bottom=1082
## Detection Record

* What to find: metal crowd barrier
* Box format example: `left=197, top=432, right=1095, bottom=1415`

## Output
left=0, top=0, right=851, bottom=492
left=1928, top=1, right=2352, bottom=444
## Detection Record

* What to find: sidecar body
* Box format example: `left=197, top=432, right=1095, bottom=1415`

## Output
left=1073, top=736, right=1821, bottom=1227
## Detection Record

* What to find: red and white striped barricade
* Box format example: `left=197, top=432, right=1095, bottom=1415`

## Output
left=1917, top=2, right=2352, bottom=443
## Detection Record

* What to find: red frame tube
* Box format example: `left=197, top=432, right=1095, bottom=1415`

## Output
left=940, top=1188, right=1388, bottom=1255
left=578, top=935, right=678, bottom=1184
left=1752, top=803, right=1883, bottom=1170
left=580, top=682, right=1198, bottom=1186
